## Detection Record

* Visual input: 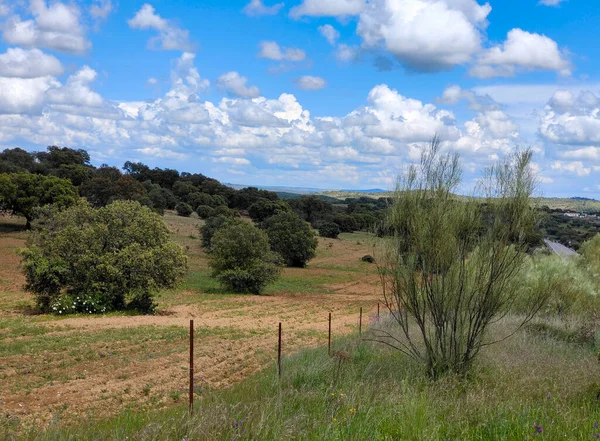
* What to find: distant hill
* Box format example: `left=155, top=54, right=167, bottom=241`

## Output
left=224, top=183, right=325, bottom=194
left=536, top=197, right=600, bottom=212
left=340, top=188, right=386, bottom=193
left=571, top=197, right=599, bottom=202
left=224, top=183, right=389, bottom=199
left=276, top=192, right=341, bottom=203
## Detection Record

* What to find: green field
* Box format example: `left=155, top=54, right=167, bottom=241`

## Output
left=9, top=315, right=600, bottom=441
left=2, top=209, right=600, bottom=440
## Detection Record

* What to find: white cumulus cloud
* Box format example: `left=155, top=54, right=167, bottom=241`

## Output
left=3, top=0, right=90, bottom=54
left=242, top=0, right=284, bottom=16
left=355, top=0, right=491, bottom=71
left=0, top=76, right=59, bottom=114
left=90, top=0, right=113, bottom=20
left=46, top=66, right=104, bottom=108
left=217, top=72, right=260, bottom=98
left=128, top=4, right=193, bottom=51
left=258, top=41, right=306, bottom=61
left=0, top=48, right=63, bottom=78
left=470, top=28, right=571, bottom=78
left=335, top=44, right=360, bottom=62
left=290, top=0, right=365, bottom=18
left=295, top=76, right=326, bottom=90
left=318, top=24, right=340, bottom=45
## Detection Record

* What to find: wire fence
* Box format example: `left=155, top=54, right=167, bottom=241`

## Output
left=186, top=303, right=382, bottom=412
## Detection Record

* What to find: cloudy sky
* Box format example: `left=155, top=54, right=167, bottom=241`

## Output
left=0, top=0, right=599, bottom=195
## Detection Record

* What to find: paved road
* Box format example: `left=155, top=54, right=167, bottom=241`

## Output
left=543, top=239, right=577, bottom=258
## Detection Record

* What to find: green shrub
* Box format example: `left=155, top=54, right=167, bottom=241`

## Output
left=175, top=202, right=193, bottom=217
left=333, top=213, right=359, bottom=233
left=187, top=192, right=215, bottom=209
left=580, top=234, right=600, bottom=283
left=319, top=221, right=341, bottom=239
left=196, top=205, right=215, bottom=219
left=513, top=254, right=597, bottom=318
left=262, top=211, right=317, bottom=267
left=20, top=200, right=188, bottom=314
left=378, top=139, right=548, bottom=379
left=248, top=199, right=291, bottom=223
left=200, top=215, right=241, bottom=251
left=214, top=205, right=240, bottom=218
left=210, top=222, right=281, bottom=294
left=0, top=172, right=79, bottom=228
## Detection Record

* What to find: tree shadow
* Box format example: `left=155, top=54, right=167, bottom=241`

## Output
left=0, top=222, right=27, bottom=233
left=16, top=304, right=41, bottom=316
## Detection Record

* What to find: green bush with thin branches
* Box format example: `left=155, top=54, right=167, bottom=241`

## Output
left=376, top=136, right=550, bottom=378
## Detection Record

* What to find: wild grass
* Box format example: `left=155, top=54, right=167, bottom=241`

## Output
left=7, top=313, right=600, bottom=441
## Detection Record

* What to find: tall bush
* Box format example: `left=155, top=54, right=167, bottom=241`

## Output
left=210, top=222, right=281, bottom=294
left=21, top=200, right=188, bottom=314
left=376, top=137, right=550, bottom=378
left=262, top=211, right=317, bottom=267
left=319, top=222, right=340, bottom=239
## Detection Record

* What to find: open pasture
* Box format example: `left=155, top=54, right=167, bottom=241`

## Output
left=0, top=212, right=380, bottom=430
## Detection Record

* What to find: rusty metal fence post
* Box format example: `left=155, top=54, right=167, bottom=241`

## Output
left=359, top=307, right=363, bottom=336
left=278, top=322, right=282, bottom=377
left=328, top=312, right=332, bottom=356
left=189, top=319, right=194, bottom=413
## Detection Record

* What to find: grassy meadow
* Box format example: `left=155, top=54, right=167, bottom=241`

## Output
left=0, top=211, right=380, bottom=437
left=10, top=315, right=600, bottom=441
left=2, top=210, right=600, bottom=440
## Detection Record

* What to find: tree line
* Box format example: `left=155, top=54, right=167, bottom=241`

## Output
left=0, top=145, right=387, bottom=235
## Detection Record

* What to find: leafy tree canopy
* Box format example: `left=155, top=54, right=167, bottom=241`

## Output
left=210, top=221, right=281, bottom=294
left=0, top=173, right=79, bottom=227
left=21, top=200, right=188, bottom=314
left=318, top=221, right=341, bottom=239
left=261, top=211, right=317, bottom=267
left=248, top=199, right=291, bottom=223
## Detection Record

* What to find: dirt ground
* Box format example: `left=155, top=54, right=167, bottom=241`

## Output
left=0, top=213, right=382, bottom=429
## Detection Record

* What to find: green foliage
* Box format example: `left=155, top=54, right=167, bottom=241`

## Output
left=0, top=173, right=79, bottom=227
left=172, top=181, right=197, bottom=200
left=175, top=202, right=193, bottom=217
left=538, top=211, right=600, bottom=250
left=578, top=234, right=600, bottom=299
left=579, top=234, right=600, bottom=277
left=20, top=200, right=188, bottom=314
left=378, top=137, right=548, bottom=378
left=196, top=205, right=215, bottom=219
left=200, top=215, right=232, bottom=250
left=0, top=147, right=35, bottom=172
left=289, top=195, right=333, bottom=226
left=80, top=170, right=149, bottom=208
left=261, top=211, right=317, bottom=267
left=53, top=164, right=93, bottom=187
left=188, top=192, right=219, bottom=209
left=210, top=221, right=281, bottom=294
left=35, top=145, right=90, bottom=169
left=248, top=199, right=291, bottom=222
left=229, top=186, right=279, bottom=210
left=332, top=213, right=359, bottom=233
left=213, top=205, right=240, bottom=218
left=319, top=221, right=341, bottom=239
left=513, top=253, right=598, bottom=318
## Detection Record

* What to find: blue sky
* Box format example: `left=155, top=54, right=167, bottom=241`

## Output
left=0, top=0, right=599, bottom=196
